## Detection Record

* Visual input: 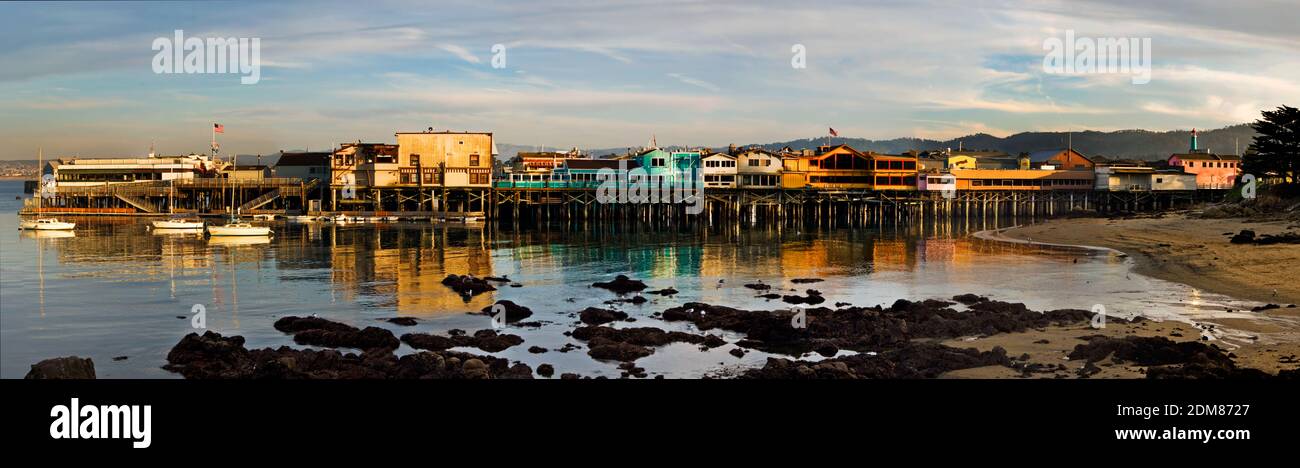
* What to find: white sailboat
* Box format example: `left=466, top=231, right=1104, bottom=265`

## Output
left=151, top=147, right=205, bottom=230
left=206, top=139, right=271, bottom=237
left=19, top=148, right=75, bottom=231
left=207, top=220, right=272, bottom=236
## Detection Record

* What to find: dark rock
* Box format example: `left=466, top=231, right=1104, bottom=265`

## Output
left=480, top=300, right=533, bottom=322
left=528, top=346, right=548, bottom=354
left=662, top=300, right=1101, bottom=357
left=560, top=373, right=581, bottom=380
left=952, top=294, right=988, bottom=305
left=743, top=282, right=772, bottom=291
left=741, top=343, right=1010, bottom=379
left=112, top=356, right=129, bottom=361
left=441, top=274, right=496, bottom=297
left=275, top=316, right=399, bottom=351
left=25, top=356, right=96, bottom=379
left=401, top=330, right=524, bottom=353
left=385, top=317, right=418, bottom=326
left=537, top=364, right=555, bottom=378
left=274, top=316, right=354, bottom=334
left=164, top=331, right=531, bottom=379
left=604, top=295, right=647, bottom=305
left=572, top=325, right=723, bottom=362
left=1252, top=304, right=1281, bottom=312
left=646, top=287, right=679, bottom=296
left=791, top=278, right=824, bottom=284
left=1229, top=229, right=1256, bottom=244
left=1069, top=336, right=1274, bottom=379
left=591, top=275, right=648, bottom=294
left=579, top=307, right=629, bottom=325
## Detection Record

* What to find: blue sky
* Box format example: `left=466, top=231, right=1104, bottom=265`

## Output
left=1, top=0, right=1297, bottom=159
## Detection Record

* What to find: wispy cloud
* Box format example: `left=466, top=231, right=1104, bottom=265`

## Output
left=1, top=0, right=1296, bottom=157
left=666, top=73, right=720, bottom=92
left=438, top=44, right=481, bottom=64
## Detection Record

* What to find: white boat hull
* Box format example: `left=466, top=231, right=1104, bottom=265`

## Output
left=207, top=225, right=272, bottom=236
left=151, top=220, right=205, bottom=229
left=20, top=219, right=75, bottom=230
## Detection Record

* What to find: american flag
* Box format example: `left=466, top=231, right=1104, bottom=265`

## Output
left=828, top=127, right=838, bottom=137
left=214, top=123, right=225, bottom=133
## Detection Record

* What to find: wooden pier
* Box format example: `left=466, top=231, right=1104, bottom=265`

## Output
left=22, top=181, right=1227, bottom=226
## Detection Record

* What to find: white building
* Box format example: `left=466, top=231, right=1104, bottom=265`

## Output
left=919, top=173, right=956, bottom=192
left=1095, top=166, right=1154, bottom=191
left=735, top=148, right=782, bottom=188
left=1151, top=170, right=1198, bottom=191
left=47, top=154, right=219, bottom=187
left=702, top=152, right=737, bottom=188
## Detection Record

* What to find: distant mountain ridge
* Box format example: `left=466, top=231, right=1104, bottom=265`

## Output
left=506, top=124, right=1256, bottom=161
left=733, top=125, right=1255, bottom=160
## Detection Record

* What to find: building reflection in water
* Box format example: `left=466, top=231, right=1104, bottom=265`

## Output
left=27, top=214, right=1069, bottom=320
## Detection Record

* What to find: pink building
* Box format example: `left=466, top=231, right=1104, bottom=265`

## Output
left=1166, top=129, right=1241, bottom=189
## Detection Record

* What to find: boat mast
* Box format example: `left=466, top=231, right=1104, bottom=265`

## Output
left=36, top=147, right=42, bottom=214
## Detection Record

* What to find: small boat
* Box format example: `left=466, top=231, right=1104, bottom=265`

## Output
left=290, top=215, right=319, bottom=223
left=20, top=218, right=76, bottom=231
left=151, top=217, right=205, bottom=230
left=329, top=214, right=350, bottom=224
left=383, top=216, right=400, bottom=222
left=207, top=220, right=272, bottom=237
left=252, top=214, right=276, bottom=221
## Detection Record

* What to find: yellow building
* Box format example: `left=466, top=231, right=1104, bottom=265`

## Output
left=395, top=131, right=495, bottom=188
left=946, top=154, right=977, bottom=170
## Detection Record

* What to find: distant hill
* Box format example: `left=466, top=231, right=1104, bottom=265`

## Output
left=729, top=125, right=1256, bottom=160
left=495, top=125, right=1257, bottom=161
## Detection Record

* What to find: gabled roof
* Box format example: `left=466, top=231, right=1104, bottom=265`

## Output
left=703, top=152, right=736, bottom=160
left=813, top=144, right=864, bottom=157
left=275, top=152, right=332, bottom=166
left=736, top=148, right=780, bottom=157
left=1027, top=148, right=1091, bottom=164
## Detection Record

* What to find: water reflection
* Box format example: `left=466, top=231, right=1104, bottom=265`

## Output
left=0, top=206, right=1274, bottom=378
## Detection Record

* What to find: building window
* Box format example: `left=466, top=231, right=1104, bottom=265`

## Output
left=411, top=154, right=420, bottom=166
left=652, top=158, right=665, bottom=167
left=470, top=154, right=480, bottom=166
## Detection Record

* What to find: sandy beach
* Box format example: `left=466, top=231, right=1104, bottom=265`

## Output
left=998, top=212, right=1300, bottom=304
left=989, top=212, right=1300, bottom=376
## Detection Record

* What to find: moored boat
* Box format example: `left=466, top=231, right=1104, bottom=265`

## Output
left=20, top=218, right=76, bottom=231
left=207, top=220, right=272, bottom=236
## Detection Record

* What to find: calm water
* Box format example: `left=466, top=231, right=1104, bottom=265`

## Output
left=0, top=179, right=1267, bottom=378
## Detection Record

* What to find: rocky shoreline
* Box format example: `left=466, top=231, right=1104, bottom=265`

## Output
left=26, top=280, right=1298, bottom=379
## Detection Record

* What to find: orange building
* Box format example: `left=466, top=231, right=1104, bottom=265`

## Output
left=780, top=145, right=917, bottom=190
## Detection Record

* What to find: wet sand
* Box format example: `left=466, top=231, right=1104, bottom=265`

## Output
left=985, top=213, right=1300, bottom=376
left=996, top=213, right=1300, bottom=304
left=940, top=319, right=1300, bottom=378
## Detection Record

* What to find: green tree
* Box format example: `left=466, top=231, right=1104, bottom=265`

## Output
left=1243, top=105, right=1300, bottom=187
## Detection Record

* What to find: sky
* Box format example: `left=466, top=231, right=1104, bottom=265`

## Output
left=1, top=0, right=1297, bottom=159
